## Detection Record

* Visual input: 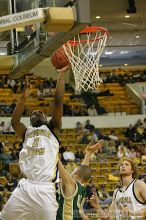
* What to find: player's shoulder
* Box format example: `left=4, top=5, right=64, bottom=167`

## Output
left=114, top=187, right=119, bottom=193
left=25, top=125, right=32, bottom=132
left=135, top=179, right=146, bottom=187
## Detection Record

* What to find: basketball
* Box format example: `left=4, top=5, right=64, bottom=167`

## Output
left=51, top=47, right=70, bottom=69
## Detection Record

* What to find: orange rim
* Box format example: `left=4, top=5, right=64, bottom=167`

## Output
left=80, top=26, right=108, bottom=34
left=65, top=26, right=109, bottom=46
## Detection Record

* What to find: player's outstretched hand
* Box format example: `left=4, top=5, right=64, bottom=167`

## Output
left=57, top=65, right=70, bottom=74
left=90, top=193, right=109, bottom=219
left=90, top=193, right=99, bottom=209
left=86, top=139, right=104, bottom=153
left=22, top=76, right=31, bottom=99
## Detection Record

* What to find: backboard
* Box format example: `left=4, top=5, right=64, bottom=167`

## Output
left=0, top=0, right=91, bottom=79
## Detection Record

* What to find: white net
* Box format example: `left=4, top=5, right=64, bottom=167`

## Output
left=63, top=27, right=108, bottom=91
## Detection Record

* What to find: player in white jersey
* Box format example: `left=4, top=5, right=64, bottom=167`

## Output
left=0, top=66, right=69, bottom=220
left=90, top=158, right=146, bottom=219
left=109, top=158, right=146, bottom=220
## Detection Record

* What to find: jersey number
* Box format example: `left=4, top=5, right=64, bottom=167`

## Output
left=32, top=137, right=39, bottom=147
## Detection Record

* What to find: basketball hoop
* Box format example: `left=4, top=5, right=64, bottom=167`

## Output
left=63, top=26, right=108, bottom=91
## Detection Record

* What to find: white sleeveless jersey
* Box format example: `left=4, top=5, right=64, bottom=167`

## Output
left=19, top=125, right=59, bottom=182
left=115, top=179, right=146, bottom=220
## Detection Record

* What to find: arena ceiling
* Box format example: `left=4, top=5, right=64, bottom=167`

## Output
left=0, top=0, right=146, bottom=67
left=91, top=0, right=146, bottom=65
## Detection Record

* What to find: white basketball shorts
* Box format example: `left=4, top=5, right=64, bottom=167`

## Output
left=0, top=178, right=58, bottom=220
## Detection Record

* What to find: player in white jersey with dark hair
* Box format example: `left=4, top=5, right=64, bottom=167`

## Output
left=0, top=66, right=69, bottom=220
left=109, top=158, right=146, bottom=220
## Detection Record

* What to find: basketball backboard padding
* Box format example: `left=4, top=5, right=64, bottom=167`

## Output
left=0, top=7, right=75, bottom=33
left=0, top=8, right=45, bottom=33
left=43, top=7, right=75, bottom=32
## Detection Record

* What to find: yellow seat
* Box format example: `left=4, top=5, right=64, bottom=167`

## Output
left=9, top=163, right=20, bottom=176
left=0, top=176, right=7, bottom=186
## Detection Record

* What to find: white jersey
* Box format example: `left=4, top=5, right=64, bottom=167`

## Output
left=115, top=179, right=146, bottom=220
left=19, top=125, right=59, bottom=182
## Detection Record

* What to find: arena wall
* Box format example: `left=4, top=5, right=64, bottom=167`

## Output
left=1, top=114, right=146, bottom=129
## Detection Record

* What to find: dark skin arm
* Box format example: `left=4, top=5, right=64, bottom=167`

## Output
left=51, top=66, right=69, bottom=137
left=11, top=76, right=30, bottom=139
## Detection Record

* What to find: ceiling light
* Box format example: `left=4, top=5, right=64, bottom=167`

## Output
left=124, top=64, right=128, bottom=66
left=96, top=16, right=101, bottom=19
left=105, top=51, right=113, bottom=55
left=136, top=35, right=140, bottom=38
left=125, top=15, right=130, bottom=18
left=120, top=51, right=128, bottom=54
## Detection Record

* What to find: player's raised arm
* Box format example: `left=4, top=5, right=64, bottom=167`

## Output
left=51, top=66, right=69, bottom=136
left=82, top=140, right=104, bottom=166
left=11, top=76, right=30, bottom=139
left=58, top=159, right=76, bottom=198
left=71, top=140, right=104, bottom=178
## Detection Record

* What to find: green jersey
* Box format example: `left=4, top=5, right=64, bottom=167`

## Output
left=57, top=181, right=86, bottom=220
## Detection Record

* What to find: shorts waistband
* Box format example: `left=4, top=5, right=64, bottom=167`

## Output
left=27, top=178, right=54, bottom=185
